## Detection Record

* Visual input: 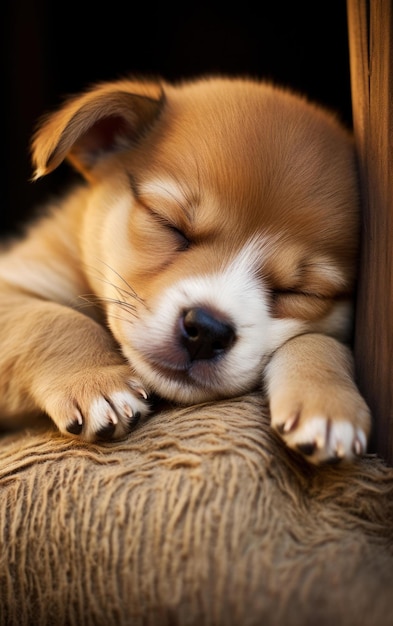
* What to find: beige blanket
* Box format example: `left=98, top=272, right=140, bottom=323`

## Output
left=0, top=394, right=392, bottom=625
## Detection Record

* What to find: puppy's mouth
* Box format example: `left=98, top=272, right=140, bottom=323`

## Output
left=147, top=354, right=225, bottom=383
left=136, top=352, right=235, bottom=403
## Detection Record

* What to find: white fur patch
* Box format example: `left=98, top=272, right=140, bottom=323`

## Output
left=286, top=416, right=367, bottom=464
left=82, top=389, right=149, bottom=437
left=120, top=238, right=306, bottom=402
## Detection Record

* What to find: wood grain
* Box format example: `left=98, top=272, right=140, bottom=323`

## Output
left=347, top=0, right=393, bottom=463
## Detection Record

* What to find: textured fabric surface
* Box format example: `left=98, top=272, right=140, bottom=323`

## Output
left=0, top=394, right=392, bottom=626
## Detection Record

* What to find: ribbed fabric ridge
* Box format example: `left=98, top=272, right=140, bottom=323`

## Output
left=0, top=395, right=392, bottom=625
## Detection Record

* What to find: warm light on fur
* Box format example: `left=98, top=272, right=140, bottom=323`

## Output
left=0, top=75, right=371, bottom=463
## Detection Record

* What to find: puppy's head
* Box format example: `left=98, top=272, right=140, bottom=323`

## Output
left=32, top=75, right=360, bottom=403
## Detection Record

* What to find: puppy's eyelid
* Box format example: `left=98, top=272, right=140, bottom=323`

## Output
left=272, top=288, right=329, bottom=300
left=168, top=223, right=190, bottom=250
left=147, top=207, right=190, bottom=250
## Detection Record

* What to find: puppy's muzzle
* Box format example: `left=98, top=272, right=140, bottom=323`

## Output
left=180, top=307, right=236, bottom=361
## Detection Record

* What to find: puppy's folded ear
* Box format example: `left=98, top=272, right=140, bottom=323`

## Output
left=31, top=79, right=165, bottom=180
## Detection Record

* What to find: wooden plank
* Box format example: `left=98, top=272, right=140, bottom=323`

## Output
left=347, top=0, right=393, bottom=463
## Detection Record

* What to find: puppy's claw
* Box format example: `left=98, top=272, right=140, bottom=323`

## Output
left=136, top=387, right=148, bottom=400
left=127, top=411, right=141, bottom=432
left=122, top=401, right=141, bottom=430
left=126, top=381, right=148, bottom=401
left=353, top=431, right=366, bottom=456
left=66, top=420, right=83, bottom=435
left=334, top=441, right=346, bottom=459
left=95, top=402, right=121, bottom=439
left=109, top=410, right=118, bottom=425
left=276, top=412, right=300, bottom=435
left=66, top=409, right=83, bottom=435
left=122, top=402, right=134, bottom=419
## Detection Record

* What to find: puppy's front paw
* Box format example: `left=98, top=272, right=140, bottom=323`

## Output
left=270, top=388, right=371, bottom=464
left=44, top=365, right=150, bottom=441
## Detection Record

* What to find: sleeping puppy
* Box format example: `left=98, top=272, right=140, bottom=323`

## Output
left=0, top=75, right=371, bottom=464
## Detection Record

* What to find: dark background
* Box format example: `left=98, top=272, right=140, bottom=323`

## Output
left=2, top=0, right=352, bottom=236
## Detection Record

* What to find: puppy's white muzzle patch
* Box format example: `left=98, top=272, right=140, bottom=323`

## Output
left=119, top=241, right=305, bottom=403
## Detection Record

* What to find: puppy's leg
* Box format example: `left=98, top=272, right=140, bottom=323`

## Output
left=0, top=286, right=149, bottom=441
left=265, top=334, right=371, bottom=464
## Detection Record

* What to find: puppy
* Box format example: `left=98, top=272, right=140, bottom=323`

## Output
left=0, top=75, right=371, bottom=464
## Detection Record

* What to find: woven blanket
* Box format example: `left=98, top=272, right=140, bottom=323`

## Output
left=0, top=394, right=392, bottom=625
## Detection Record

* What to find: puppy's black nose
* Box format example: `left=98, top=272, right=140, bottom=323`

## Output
left=180, top=307, right=236, bottom=361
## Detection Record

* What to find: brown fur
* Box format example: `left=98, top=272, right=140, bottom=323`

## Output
left=0, top=75, right=371, bottom=463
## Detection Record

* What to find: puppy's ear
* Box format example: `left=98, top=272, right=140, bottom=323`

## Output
left=31, top=79, right=165, bottom=180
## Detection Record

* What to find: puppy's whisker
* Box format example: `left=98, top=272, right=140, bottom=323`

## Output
left=76, top=293, right=139, bottom=321
left=74, top=293, right=104, bottom=312
left=112, top=284, right=144, bottom=304
left=99, top=297, right=139, bottom=317
left=83, top=261, right=146, bottom=308
left=95, top=260, right=145, bottom=304
left=105, top=312, right=138, bottom=325
left=95, top=278, right=141, bottom=304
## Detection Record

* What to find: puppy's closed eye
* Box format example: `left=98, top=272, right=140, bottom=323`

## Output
left=147, top=208, right=190, bottom=252
left=271, top=290, right=337, bottom=320
left=266, top=253, right=349, bottom=321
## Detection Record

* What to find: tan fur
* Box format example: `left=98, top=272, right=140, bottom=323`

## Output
left=0, top=75, right=371, bottom=463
